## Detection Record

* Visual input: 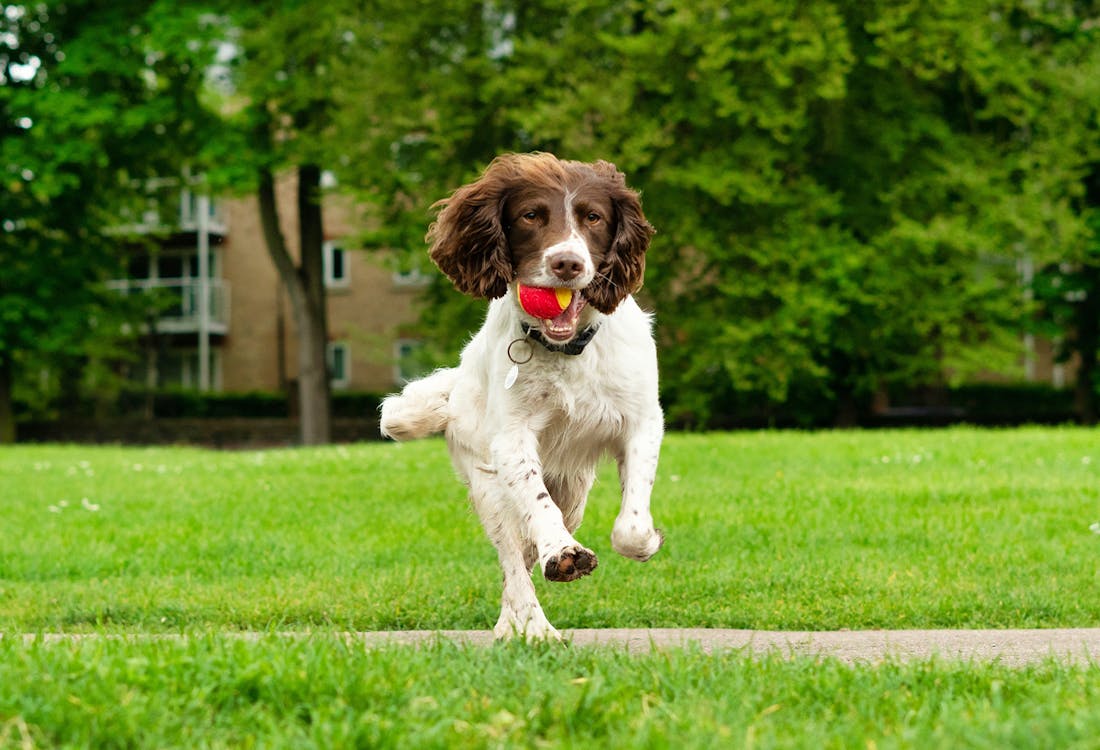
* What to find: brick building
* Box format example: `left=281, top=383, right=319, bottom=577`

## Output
left=111, top=174, right=426, bottom=396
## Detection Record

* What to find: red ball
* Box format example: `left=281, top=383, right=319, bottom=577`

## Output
left=518, top=284, right=572, bottom=319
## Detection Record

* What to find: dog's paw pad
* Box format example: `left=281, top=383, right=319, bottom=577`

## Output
left=544, top=546, right=598, bottom=582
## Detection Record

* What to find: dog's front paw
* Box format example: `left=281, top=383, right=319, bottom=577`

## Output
left=542, top=545, right=598, bottom=582
left=611, top=519, right=664, bottom=562
left=493, top=614, right=561, bottom=642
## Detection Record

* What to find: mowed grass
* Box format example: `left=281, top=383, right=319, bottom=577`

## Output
left=3, top=429, right=1100, bottom=748
left=2, top=427, right=1099, bottom=632
left=2, top=636, right=1100, bottom=749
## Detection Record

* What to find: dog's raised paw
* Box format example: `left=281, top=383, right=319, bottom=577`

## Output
left=611, top=525, right=664, bottom=562
left=543, top=546, right=598, bottom=582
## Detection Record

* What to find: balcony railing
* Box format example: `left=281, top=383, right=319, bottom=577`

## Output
left=107, top=278, right=231, bottom=335
left=110, top=185, right=228, bottom=236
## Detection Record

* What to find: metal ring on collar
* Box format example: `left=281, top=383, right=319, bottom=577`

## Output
left=507, top=337, right=534, bottom=365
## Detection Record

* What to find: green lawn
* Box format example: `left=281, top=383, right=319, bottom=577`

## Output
left=2, top=636, right=1099, bottom=749
left=2, top=428, right=1100, bottom=748
left=2, top=428, right=1098, bottom=632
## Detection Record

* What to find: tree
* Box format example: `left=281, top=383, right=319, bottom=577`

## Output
left=1033, top=209, right=1100, bottom=425
left=1025, top=11, right=1100, bottom=424
left=508, top=0, right=1099, bottom=425
left=198, top=0, right=372, bottom=445
left=0, top=0, right=214, bottom=442
left=332, top=0, right=1099, bottom=426
left=330, top=0, right=598, bottom=368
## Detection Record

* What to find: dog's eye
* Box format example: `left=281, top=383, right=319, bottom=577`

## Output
left=521, top=210, right=538, bottom=222
left=585, top=212, right=602, bottom=225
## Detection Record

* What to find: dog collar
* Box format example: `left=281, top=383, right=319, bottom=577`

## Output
left=520, top=322, right=600, bottom=356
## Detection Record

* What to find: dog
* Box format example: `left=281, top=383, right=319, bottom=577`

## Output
left=380, top=152, right=664, bottom=639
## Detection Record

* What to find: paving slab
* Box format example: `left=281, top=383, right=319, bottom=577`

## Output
left=15, top=629, right=1100, bottom=665
left=348, top=628, right=1100, bottom=665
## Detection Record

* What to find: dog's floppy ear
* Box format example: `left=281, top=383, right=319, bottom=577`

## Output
left=427, top=160, right=515, bottom=299
left=585, top=161, right=655, bottom=314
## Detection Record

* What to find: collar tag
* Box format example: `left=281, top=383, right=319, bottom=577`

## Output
left=504, top=337, right=533, bottom=390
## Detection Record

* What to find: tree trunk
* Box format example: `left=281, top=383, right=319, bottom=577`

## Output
left=296, top=163, right=332, bottom=445
left=1073, top=266, right=1100, bottom=425
left=1077, top=361, right=1097, bottom=426
left=833, top=386, right=859, bottom=428
left=0, top=357, right=15, bottom=444
left=257, top=165, right=332, bottom=445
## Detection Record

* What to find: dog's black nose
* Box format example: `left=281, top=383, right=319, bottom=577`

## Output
left=549, top=251, right=585, bottom=282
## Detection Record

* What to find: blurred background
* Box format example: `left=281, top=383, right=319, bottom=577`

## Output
left=2, top=0, right=1098, bottom=445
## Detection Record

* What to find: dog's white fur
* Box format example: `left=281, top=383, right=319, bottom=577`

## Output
left=380, top=153, right=662, bottom=640
left=381, top=286, right=663, bottom=640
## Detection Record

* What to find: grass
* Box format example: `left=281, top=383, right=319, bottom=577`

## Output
left=2, top=428, right=1099, bottom=632
left=2, top=427, right=1100, bottom=747
left=2, top=636, right=1100, bottom=749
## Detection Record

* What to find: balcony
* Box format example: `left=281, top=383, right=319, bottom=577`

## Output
left=107, top=278, right=231, bottom=336
left=111, top=184, right=228, bottom=237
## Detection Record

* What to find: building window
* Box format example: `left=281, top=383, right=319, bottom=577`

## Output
left=136, top=348, right=222, bottom=391
left=178, top=188, right=225, bottom=231
left=394, top=338, right=426, bottom=385
left=393, top=267, right=430, bottom=288
left=328, top=341, right=351, bottom=389
left=323, top=241, right=350, bottom=288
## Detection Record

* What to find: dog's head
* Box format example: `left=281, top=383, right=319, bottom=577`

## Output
left=426, top=153, right=654, bottom=342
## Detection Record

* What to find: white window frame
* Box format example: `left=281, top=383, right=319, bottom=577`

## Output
left=157, top=348, right=223, bottom=391
left=392, top=267, right=430, bottom=288
left=323, top=240, right=350, bottom=289
left=393, top=338, right=424, bottom=385
left=327, top=341, right=351, bottom=390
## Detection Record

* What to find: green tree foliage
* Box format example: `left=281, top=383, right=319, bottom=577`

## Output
left=1033, top=208, right=1100, bottom=424
left=334, top=0, right=1100, bottom=426
left=5, top=1, right=1098, bottom=432
left=0, top=1, right=215, bottom=441
left=193, top=0, right=378, bottom=445
left=1024, top=11, right=1100, bottom=424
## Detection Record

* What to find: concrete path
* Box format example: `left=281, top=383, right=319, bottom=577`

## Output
left=16, top=629, right=1100, bottom=666
left=350, top=628, right=1100, bottom=666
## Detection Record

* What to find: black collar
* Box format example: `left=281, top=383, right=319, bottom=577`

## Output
left=520, top=322, right=600, bottom=356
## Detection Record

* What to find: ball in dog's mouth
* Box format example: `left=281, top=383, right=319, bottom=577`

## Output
left=518, top=284, right=588, bottom=342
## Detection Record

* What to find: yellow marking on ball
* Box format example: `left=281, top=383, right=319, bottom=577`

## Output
left=554, top=288, right=573, bottom=311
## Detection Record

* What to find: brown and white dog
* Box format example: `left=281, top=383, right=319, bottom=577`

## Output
left=380, top=153, right=664, bottom=639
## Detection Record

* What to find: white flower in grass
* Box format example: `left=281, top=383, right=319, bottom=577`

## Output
left=81, top=497, right=100, bottom=512
left=1083, top=456, right=1092, bottom=465
left=1090, top=522, right=1100, bottom=535
left=48, top=505, right=61, bottom=513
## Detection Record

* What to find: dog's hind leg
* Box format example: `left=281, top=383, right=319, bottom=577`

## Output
left=546, top=470, right=597, bottom=535
left=379, top=368, right=459, bottom=441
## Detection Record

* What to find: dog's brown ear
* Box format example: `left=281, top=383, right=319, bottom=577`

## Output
left=585, top=164, right=655, bottom=314
left=427, top=161, right=515, bottom=299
